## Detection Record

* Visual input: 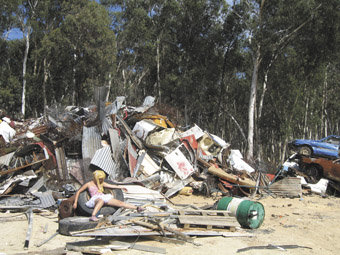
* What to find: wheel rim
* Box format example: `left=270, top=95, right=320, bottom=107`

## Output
left=300, top=147, right=311, bottom=156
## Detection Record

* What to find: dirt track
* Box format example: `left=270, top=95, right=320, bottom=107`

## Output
left=1, top=192, right=340, bottom=255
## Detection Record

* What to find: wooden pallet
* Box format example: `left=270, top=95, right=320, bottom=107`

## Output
left=177, top=210, right=240, bottom=231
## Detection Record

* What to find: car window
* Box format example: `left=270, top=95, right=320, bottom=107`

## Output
left=324, top=137, right=340, bottom=145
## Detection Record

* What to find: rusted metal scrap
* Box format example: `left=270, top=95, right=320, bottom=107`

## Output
left=0, top=89, right=261, bottom=207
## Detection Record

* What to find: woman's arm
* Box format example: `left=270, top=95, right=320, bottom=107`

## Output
left=73, top=182, right=90, bottom=209
left=103, top=182, right=128, bottom=192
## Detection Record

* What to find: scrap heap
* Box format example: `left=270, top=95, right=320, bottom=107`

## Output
left=0, top=88, right=271, bottom=251
left=0, top=87, right=265, bottom=209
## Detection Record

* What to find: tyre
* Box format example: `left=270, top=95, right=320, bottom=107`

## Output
left=305, top=165, right=322, bottom=184
left=299, top=146, right=312, bottom=157
left=58, top=199, right=74, bottom=220
left=76, top=180, right=124, bottom=216
left=58, top=216, right=98, bottom=236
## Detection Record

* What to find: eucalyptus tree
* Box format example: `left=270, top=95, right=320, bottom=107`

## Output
left=102, top=0, right=227, bottom=117
left=17, top=0, right=38, bottom=118
left=290, top=0, right=340, bottom=140
left=247, top=0, right=340, bottom=162
left=0, top=1, right=22, bottom=114
left=102, top=0, right=161, bottom=103
left=227, top=0, right=327, bottom=161
left=0, top=0, right=20, bottom=40
left=46, top=0, right=116, bottom=106
left=30, top=0, right=65, bottom=116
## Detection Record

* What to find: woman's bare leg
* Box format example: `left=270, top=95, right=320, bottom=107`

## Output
left=92, top=198, right=105, bottom=217
left=106, top=198, right=137, bottom=210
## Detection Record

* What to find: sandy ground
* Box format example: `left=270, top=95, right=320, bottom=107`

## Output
left=1, top=191, right=340, bottom=255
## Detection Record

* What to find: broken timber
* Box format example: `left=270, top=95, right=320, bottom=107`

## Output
left=206, top=164, right=256, bottom=188
left=0, top=152, right=48, bottom=177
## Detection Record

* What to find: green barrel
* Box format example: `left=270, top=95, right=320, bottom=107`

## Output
left=217, top=197, right=265, bottom=229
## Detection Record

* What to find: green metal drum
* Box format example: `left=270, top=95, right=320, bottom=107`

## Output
left=217, top=196, right=265, bottom=229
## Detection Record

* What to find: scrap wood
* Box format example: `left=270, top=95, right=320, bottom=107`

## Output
left=237, top=244, right=313, bottom=253
left=207, top=165, right=256, bottom=188
left=116, top=115, right=144, bottom=149
left=177, top=209, right=232, bottom=215
left=131, top=218, right=197, bottom=244
left=71, top=224, right=244, bottom=237
left=177, top=209, right=239, bottom=230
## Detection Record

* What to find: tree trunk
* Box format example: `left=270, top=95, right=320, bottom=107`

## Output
left=156, top=37, right=161, bottom=103
left=303, top=95, right=309, bottom=138
left=247, top=46, right=261, bottom=160
left=256, top=71, right=268, bottom=161
left=106, top=73, right=112, bottom=102
left=321, top=64, right=329, bottom=137
left=21, top=25, right=31, bottom=118
left=43, top=58, right=50, bottom=117
left=214, top=48, right=229, bottom=134
left=72, top=50, right=77, bottom=105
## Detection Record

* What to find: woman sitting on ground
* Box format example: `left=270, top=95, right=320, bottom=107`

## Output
left=73, top=170, right=144, bottom=221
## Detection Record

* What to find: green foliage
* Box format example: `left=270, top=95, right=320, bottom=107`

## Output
left=1, top=0, right=340, bottom=164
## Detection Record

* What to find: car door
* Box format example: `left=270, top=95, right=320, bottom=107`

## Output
left=312, top=136, right=340, bottom=158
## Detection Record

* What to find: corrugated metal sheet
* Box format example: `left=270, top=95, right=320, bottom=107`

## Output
left=90, top=146, right=117, bottom=178
left=105, top=96, right=126, bottom=115
left=0, top=151, right=15, bottom=166
left=82, top=126, right=102, bottom=159
left=28, top=177, right=45, bottom=193
left=94, top=86, right=109, bottom=122
left=101, top=118, right=113, bottom=136
left=109, top=129, right=120, bottom=162
left=31, top=191, right=56, bottom=208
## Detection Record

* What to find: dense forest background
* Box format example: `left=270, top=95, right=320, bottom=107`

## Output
left=1, top=0, right=340, bottom=166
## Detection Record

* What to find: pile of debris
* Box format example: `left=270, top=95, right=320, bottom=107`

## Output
left=0, top=87, right=268, bottom=210
left=0, top=87, right=271, bottom=251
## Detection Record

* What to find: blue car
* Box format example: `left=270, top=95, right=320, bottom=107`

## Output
left=288, top=135, right=340, bottom=158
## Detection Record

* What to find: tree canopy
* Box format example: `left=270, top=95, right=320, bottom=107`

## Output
left=1, top=0, right=340, bottom=165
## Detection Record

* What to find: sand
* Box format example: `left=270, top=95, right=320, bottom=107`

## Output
left=1, top=192, right=340, bottom=255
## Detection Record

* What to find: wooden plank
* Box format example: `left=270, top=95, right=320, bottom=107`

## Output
left=0, top=158, right=48, bottom=176
left=177, top=209, right=231, bottom=215
left=207, top=165, right=256, bottom=187
left=178, top=216, right=240, bottom=227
